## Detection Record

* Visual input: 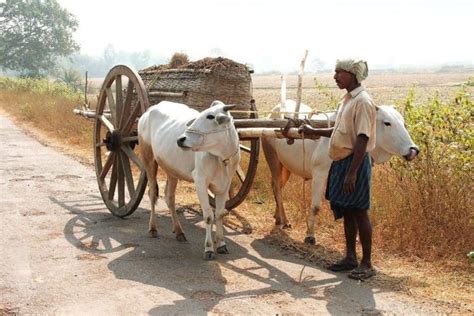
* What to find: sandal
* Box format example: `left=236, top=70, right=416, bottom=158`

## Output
left=326, top=261, right=358, bottom=272
left=348, top=266, right=376, bottom=280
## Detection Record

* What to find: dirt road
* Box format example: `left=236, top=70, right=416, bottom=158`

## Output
left=0, top=114, right=441, bottom=315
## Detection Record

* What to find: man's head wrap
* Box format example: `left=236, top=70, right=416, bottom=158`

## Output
left=335, top=59, right=369, bottom=83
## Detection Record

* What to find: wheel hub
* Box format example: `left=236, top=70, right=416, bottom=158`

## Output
left=103, top=130, right=121, bottom=152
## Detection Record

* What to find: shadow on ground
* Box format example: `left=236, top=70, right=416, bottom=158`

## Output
left=50, top=194, right=427, bottom=314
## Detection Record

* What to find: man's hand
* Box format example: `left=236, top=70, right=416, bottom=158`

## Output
left=298, top=125, right=333, bottom=138
left=298, top=124, right=320, bottom=139
left=343, top=171, right=357, bottom=193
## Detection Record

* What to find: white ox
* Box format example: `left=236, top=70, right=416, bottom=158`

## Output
left=138, top=100, right=240, bottom=260
left=262, top=100, right=419, bottom=244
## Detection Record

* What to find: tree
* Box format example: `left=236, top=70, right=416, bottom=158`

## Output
left=56, top=67, right=83, bottom=91
left=0, top=0, right=79, bottom=77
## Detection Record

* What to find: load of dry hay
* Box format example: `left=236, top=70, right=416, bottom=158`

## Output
left=140, top=56, right=249, bottom=74
left=138, top=56, right=253, bottom=117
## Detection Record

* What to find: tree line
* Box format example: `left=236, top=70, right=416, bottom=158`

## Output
left=0, top=0, right=168, bottom=87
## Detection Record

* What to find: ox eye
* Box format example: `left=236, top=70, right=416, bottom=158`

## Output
left=384, top=122, right=391, bottom=126
left=206, top=114, right=215, bottom=120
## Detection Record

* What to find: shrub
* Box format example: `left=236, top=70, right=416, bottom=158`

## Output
left=0, top=76, right=81, bottom=99
left=466, top=76, right=474, bottom=87
left=56, top=68, right=84, bottom=92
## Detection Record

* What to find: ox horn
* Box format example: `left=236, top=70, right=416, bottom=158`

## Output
left=223, top=104, right=237, bottom=112
left=210, top=100, right=224, bottom=107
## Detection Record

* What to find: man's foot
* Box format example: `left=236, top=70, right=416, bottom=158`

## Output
left=326, top=260, right=358, bottom=272
left=348, top=266, right=376, bottom=280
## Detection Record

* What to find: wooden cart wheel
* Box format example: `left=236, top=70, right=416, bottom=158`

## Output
left=94, top=65, right=150, bottom=217
left=209, top=100, right=260, bottom=210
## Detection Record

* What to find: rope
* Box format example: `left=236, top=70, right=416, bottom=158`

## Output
left=301, top=115, right=307, bottom=215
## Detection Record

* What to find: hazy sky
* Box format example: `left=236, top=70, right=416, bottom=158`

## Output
left=58, top=0, right=473, bottom=72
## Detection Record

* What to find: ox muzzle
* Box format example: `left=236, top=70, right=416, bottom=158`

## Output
left=404, top=146, right=419, bottom=161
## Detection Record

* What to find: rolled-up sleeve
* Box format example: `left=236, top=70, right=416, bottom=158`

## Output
left=354, top=101, right=376, bottom=138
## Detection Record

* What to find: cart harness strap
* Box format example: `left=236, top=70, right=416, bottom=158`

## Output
left=185, top=126, right=239, bottom=166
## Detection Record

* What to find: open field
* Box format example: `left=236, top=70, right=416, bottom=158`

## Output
left=251, top=72, right=474, bottom=111
left=0, top=71, right=473, bottom=311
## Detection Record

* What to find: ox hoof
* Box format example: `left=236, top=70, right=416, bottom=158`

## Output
left=149, top=229, right=158, bottom=238
left=176, top=233, right=187, bottom=242
left=281, top=223, right=292, bottom=230
left=304, top=236, right=316, bottom=245
left=204, top=251, right=215, bottom=260
left=216, top=245, right=229, bottom=254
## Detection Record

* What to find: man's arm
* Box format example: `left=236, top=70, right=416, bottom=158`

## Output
left=298, top=125, right=334, bottom=138
left=343, top=134, right=369, bottom=193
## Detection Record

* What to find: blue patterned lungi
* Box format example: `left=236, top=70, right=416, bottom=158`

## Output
left=325, top=154, right=372, bottom=220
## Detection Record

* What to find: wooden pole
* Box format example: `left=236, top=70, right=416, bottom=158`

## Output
left=294, top=50, right=309, bottom=116
left=84, top=71, right=89, bottom=107
left=238, top=127, right=320, bottom=140
left=233, top=118, right=333, bottom=129
left=280, top=75, right=286, bottom=111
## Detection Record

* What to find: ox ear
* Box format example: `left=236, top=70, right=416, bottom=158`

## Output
left=186, top=118, right=195, bottom=127
left=215, top=113, right=230, bottom=125
left=223, top=104, right=237, bottom=112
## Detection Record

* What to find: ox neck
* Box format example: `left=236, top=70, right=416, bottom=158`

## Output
left=208, top=127, right=240, bottom=166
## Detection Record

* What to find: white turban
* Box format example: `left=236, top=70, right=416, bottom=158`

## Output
left=335, top=59, right=369, bottom=83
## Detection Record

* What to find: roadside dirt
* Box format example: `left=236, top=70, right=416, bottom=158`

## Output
left=0, top=113, right=466, bottom=314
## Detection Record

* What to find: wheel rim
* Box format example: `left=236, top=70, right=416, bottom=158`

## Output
left=94, top=65, right=150, bottom=217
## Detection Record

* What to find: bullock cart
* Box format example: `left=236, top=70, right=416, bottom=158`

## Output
left=74, top=58, right=332, bottom=217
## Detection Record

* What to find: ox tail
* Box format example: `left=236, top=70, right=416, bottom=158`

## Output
left=138, top=136, right=160, bottom=205
left=153, top=161, right=159, bottom=201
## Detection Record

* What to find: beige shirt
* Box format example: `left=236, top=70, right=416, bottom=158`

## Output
left=329, top=86, right=376, bottom=161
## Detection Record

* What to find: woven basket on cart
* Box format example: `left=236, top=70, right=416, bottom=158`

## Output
left=138, top=57, right=253, bottom=119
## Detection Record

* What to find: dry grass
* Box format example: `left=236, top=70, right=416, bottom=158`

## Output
left=1, top=72, right=473, bottom=312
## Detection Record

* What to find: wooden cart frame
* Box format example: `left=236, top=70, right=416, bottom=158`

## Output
left=74, top=64, right=330, bottom=217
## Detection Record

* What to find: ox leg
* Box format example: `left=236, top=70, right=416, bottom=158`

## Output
left=304, top=168, right=328, bottom=245
left=140, top=141, right=159, bottom=238
left=195, top=180, right=215, bottom=260
left=262, top=140, right=291, bottom=228
left=279, top=167, right=291, bottom=228
left=215, top=192, right=229, bottom=254
left=165, top=176, right=186, bottom=242
left=146, top=162, right=159, bottom=238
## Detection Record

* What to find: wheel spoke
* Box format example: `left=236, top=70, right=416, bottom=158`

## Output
left=121, top=102, right=141, bottom=134
left=117, top=152, right=125, bottom=207
left=120, top=151, right=135, bottom=196
left=99, top=152, right=115, bottom=181
left=99, top=115, right=115, bottom=133
left=119, top=80, right=134, bottom=129
left=115, top=75, right=123, bottom=128
left=108, top=156, right=118, bottom=201
left=121, top=144, right=144, bottom=171
left=122, top=135, right=138, bottom=143
left=106, top=87, right=117, bottom=125
left=236, top=164, right=245, bottom=183
left=239, top=144, right=251, bottom=153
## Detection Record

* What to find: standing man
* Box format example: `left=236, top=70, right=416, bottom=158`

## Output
left=299, top=59, right=376, bottom=280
